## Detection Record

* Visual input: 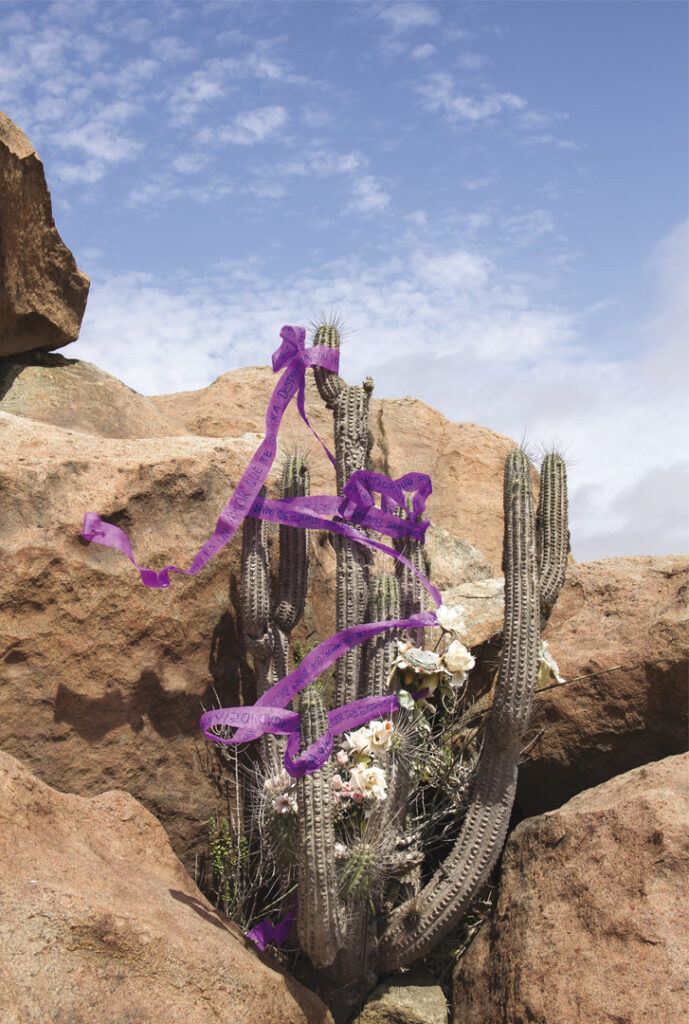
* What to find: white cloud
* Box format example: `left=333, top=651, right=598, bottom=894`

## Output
left=205, top=105, right=288, bottom=146
left=53, top=159, right=106, bottom=184
left=378, top=3, right=440, bottom=33
left=411, top=44, right=435, bottom=60
left=417, top=72, right=526, bottom=122
left=55, top=120, right=143, bottom=163
left=502, top=209, right=556, bottom=247
left=346, top=175, right=390, bottom=214
left=155, top=36, right=198, bottom=62
left=171, top=152, right=209, bottom=175
left=457, top=52, right=488, bottom=71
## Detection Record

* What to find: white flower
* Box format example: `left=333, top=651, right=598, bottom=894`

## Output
left=334, top=842, right=348, bottom=858
left=272, top=792, right=297, bottom=814
left=443, top=639, right=475, bottom=687
left=539, top=641, right=564, bottom=684
left=349, top=764, right=388, bottom=802
left=435, top=603, right=466, bottom=636
left=342, top=725, right=373, bottom=756
left=369, top=719, right=394, bottom=752
left=336, top=749, right=349, bottom=766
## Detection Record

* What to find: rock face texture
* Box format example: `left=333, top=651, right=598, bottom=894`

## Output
left=0, top=410, right=272, bottom=874
left=518, top=555, right=689, bottom=816
left=452, top=754, right=689, bottom=1024
left=0, top=750, right=332, bottom=1024
left=0, top=352, right=188, bottom=438
left=0, top=112, right=90, bottom=356
left=150, top=365, right=523, bottom=576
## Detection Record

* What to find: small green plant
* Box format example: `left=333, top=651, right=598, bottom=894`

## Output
left=207, top=816, right=250, bottom=922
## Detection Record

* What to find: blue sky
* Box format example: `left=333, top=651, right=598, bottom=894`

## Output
left=1, top=0, right=687, bottom=561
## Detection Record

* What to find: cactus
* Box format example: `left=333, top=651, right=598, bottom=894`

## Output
left=234, top=320, right=569, bottom=1020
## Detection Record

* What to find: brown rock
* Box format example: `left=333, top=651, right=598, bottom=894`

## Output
left=452, top=754, right=689, bottom=1024
left=0, top=352, right=188, bottom=438
left=150, top=365, right=523, bottom=575
left=0, top=750, right=332, bottom=1024
left=517, top=555, right=689, bottom=817
left=0, top=111, right=90, bottom=356
left=358, top=969, right=448, bottom=1023
left=0, top=410, right=277, bottom=874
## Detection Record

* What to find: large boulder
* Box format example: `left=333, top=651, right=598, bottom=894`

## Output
left=0, top=111, right=89, bottom=357
left=150, top=366, right=521, bottom=575
left=0, top=750, right=332, bottom=1024
left=0, top=352, right=188, bottom=438
left=0, top=410, right=274, bottom=874
left=452, top=754, right=689, bottom=1024
left=517, top=555, right=689, bottom=816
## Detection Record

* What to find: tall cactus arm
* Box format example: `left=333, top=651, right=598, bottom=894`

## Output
left=295, top=688, right=345, bottom=967
left=394, top=528, right=428, bottom=648
left=377, top=448, right=540, bottom=971
left=313, top=320, right=374, bottom=707
left=313, top=322, right=346, bottom=409
left=273, top=455, right=310, bottom=682
left=536, top=452, right=569, bottom=625
left=240, top=502, right=273, bottom=673
left=363, top=574, right=401, bottom=697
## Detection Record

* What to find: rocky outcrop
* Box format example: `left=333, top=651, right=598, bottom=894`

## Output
left=452, top=754, right=689, bottom=1024
left=0, top=750, right=332, bottom=1024
left=0, top=352, right=188, bottom=438
left=0, top=410, right=274, bottom=874
left=0, top=112, right=89, bottom=356
left=517, top=555, right=689, bottom=816
left=150, top=366, right=524, bottom=575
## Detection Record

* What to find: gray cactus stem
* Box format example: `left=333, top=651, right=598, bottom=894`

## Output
left=536, top=452, right=569, bottom=626
left=377, top=448, right=540, bottom=971
left=295, top=687, right=345, bottom=967
left=240, top=498, right=281, bottom=773
left=394, top=521, right=428, bottom=648
left=363, top=573, right=401, bottom=697
left=313, top=321, right=374, bottom=707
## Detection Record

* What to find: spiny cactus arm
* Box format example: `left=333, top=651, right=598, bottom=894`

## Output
left=295, top=688, right=345, bottom=967
left=377, top=448, right=540, bottom=971
left=536, top=452, right=569, bottom=625
left=273, top=455, right=310, bottom=637
left=240, top=502, right=273, bottom=670
left=312, top=322, right=346, bottom=408
left=394, top=529, right=428, bottom=648
left=363, top=574, right=401, bottom=697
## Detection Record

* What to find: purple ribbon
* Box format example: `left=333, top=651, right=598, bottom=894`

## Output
left=200, top=609, right=438, bottom=777
left=81, top=326, right=339, bottom=588
left=246, top=903, right=297, bottom=951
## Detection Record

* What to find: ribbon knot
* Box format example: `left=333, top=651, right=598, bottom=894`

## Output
left=271, top=325, right=307, bottom=373
left=341, top=470, right=432, bottom=533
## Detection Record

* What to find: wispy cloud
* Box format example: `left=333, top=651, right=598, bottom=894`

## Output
left=199, top=105, right=288, bottom=146
left=346, top=175, right=391, bottom=214
left=378, top=3, right=440, bottom=33
left=417, top=72, right=526, bottom=122
left=411, top=43, right=435, bottom=60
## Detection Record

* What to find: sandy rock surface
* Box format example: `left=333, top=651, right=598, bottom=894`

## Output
left=0, top=111, right=89, bottom=356
left=517, top=554, right=689, bottom=816
left=0, top=750, right=332, bottom=1024
left=0, top=410, right=272, bottom=873
left=0, top=352, right=188, bottom=437
left=453, top=753, right=689, bottom=1024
